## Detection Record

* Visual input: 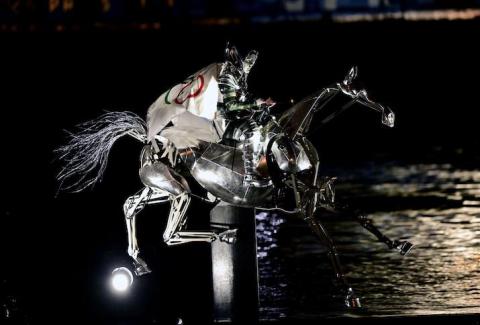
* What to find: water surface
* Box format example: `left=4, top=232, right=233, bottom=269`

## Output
left=257, top=162, right=480, bottom=319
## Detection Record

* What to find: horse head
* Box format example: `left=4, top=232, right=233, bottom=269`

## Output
left=276, top=66, right=395, bottom=140
left=264, top=67, right=396, bottom=213
left=337, top=67, right=395, bottom=128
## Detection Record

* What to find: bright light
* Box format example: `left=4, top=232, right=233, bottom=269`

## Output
left=111, top=267, right=133, bottom=293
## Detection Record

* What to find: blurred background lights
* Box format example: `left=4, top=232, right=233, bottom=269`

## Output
left=111, top=267, right=133, bottom=293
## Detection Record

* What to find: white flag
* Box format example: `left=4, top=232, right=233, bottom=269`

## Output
left=147, top=63, right=224, bottom=148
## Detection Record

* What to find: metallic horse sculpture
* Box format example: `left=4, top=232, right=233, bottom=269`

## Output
left=57, top=47, right=412, bottom=307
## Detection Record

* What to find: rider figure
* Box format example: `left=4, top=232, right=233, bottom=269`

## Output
left=218, top=44, right=275, bottom=185
left=147, top=43, right=275, bottom=186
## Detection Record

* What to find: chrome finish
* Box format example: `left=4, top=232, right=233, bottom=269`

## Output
left=338, top=66, right=395, bottom=127
left=187, top=142, right=274, bottom=207
left=58, top=47, right=410, bottom=308
left=139, top=160, right=189, bottom=197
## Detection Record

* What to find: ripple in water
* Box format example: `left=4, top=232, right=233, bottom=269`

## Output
left=257, top=162, right=480, bottom=320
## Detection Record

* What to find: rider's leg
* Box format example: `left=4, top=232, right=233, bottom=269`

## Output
left=242, top=120, right=263, bottom=185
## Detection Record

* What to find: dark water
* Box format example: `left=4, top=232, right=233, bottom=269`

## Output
left=257, top=162, right=480, bottom=320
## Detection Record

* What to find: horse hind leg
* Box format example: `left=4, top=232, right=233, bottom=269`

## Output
left=124, top=187, right=169, bottom=276
left=138, top=156, right=237, bottom=245
left=163, top=193, right=237, bottom=246
left=124, top=187, right=152, bottom=276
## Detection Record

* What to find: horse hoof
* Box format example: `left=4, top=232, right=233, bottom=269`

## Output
left=219, top=229, right=237, bottom=244
left=344, top=288, right=362, bottom=308
left=133, top=257, right=152, bottom=276
left=135, top=266, right=151, bottom=277
left=399, top=241, right=414, bottom=255
left=345, top=296, right=362, bottom=308
left=134, top=263, right=152, bottom=276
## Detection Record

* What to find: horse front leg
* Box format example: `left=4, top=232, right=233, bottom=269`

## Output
left=357, top=213, right=413, bottom=255
left=291, top=173, right=360, bottom=308
left=304, top=215, right=361, bottom=308
left=329, top=201, right=413, bottom=255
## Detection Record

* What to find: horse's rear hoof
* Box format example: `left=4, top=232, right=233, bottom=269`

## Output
left=219, top=229, right=238, bottom=244
left=134, top=265, right=151, bottom=277
left=133, top=257, right=152, bottom=276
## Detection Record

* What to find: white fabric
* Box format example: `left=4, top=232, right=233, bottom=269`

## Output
left=159, top=111, right=222, bottom=149
left=146, top=63, right=225, bottom=148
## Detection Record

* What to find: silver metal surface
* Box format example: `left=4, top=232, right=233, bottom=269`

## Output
left=57, top=47, right=408, bottom=308
left=188, top=142, right=273, bottom=207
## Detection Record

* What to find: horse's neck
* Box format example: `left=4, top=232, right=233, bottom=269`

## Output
left=277, top=103, right=312, bottom=139
left=276, top=88, right=335, bottom=139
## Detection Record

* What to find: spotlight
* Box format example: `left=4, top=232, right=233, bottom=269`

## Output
left=111, top=267, right=133, bottom=293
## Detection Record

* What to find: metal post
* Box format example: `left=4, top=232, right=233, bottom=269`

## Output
left=210, top=203, right=259, bottom=324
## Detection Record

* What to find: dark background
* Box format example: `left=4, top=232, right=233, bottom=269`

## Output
left=1, top=3, right=480, bottom=324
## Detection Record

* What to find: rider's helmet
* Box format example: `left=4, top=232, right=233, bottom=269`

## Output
left=222, top=43, right=258, bottom=100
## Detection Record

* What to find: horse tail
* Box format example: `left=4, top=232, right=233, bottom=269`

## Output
left=55, top=111, right=147, bottom=193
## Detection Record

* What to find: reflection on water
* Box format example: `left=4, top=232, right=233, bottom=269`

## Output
left=257, top=162, right=480, bottom=319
